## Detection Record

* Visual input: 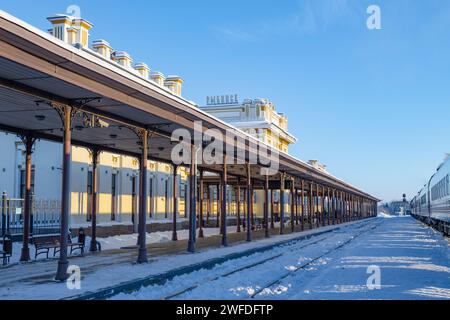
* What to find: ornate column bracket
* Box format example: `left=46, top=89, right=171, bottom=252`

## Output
left=18, top=133, right=37, bottom=151
left=51, top=103, right=78, bottom=130
left=131, top=127, right=149, bottom=147
left=87, top=146, right=102, bottom=160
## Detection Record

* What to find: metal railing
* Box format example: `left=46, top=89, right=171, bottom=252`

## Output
left=1, top=192, right=61, bottom=238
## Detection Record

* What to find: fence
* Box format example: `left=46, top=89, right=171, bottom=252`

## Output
left=0, top=193, right=61, bottom=239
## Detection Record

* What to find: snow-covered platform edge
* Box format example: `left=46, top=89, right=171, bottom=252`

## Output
left=68, top=219, right=375, bottom=300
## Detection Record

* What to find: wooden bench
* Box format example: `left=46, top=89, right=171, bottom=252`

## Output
left=33, top=232, right=86, bottom=259
left=55, top=232, right=86, bottom=257
left=33, top=234, right=60, bottom=259
left=0, top=235, right=12, bottom=266
left=254, top=218, right=264, bottom=230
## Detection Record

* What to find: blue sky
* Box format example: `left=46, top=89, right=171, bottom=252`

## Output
left=2, top=0, right=450, bottom=202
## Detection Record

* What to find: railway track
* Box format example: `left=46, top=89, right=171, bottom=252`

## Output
left=161, top=220, right=376, bottom=300
left=248, top=220, right=383, bottom=299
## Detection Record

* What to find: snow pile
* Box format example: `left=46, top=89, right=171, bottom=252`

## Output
left=378, top=212, right=395, bottom=218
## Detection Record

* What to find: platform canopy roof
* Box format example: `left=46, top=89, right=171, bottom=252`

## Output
left=0, top=10, right=378, bottom=201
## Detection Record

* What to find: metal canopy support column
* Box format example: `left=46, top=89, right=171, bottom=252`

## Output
left=309, top=182, right=313, bottom=229
left=336, top=190, right=340, bottom=224
left=206, top=185, right=211, bottom=225
left=89, top=147, right=100, bottom=252
left=349, top=194, right=352, bottom=221
left=356, top=196, right=359, bottom=219
left=358, top=197, right=361, bottom=220
left=246, top=162, right=252, bottom=242
left=374, top=201, right=378, bottom=217
left=360, top=197, right=363, bottom=219
left=218, top=178, right=223, bottom=235
left=188, top=144, right=197, bottom=253
left=361, top=197, right=364, bottom=219
left=199, top=170, right=204, bottom=238
left=236, top=178, right=241, bottom=233
left=264, top=175, right=270, bottom=238
left=344, top=192, right=347, bottom=222
left=250, top=184, right=255, bottom=228
left=332, top=189, right=336, bottom=225
left=359, top=196, right=361, bottom=219
left=327, top=187, right=331, bottom=225
left=350, top=194, right=353, bottom=221
left=321, top=185, right=326, bottom=227
left=270, top=187, right=275, bottom=229
left=137, top=129, right=149, bottom=264
left=338, top=191, right=342, bottom=224
left=1, top=192, right=6, bottom=236
left=19, top=133, right=36, bottom=262
left=290, top=177, right=295, bottom=233
left=348, top=194, right=351, bottom=221
left=301, top=180, right=305, bottom=231
left=295, top=187, right=299, bottom=226
left=55, top=104, right=74, bottom=281
left=316, top=183, right=320, bottom=228
left=172, top=164, right=178, bottom=241
left=216, top=184, right=220, bottom=228
left=221, top=157, right=228, bottom=247
left=357, top=196, right=360, bottom=220
left=279, top=173, right=285, bottom=235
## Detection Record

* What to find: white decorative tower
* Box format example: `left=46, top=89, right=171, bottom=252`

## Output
left=47, top=14, right=93, bottom=47
left=112, top=51, right=133, bottom=69
left=134, top=62, right=150, bottom=79
left=92, top=39, right=113, bottom=59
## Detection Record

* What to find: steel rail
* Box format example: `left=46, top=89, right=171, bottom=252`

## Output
left=248, top=220, right=383, bottom=299
left=161, top=224, right=365, bottom=300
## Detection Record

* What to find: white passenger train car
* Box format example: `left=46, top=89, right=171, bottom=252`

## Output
left=411, top=156, right=450, bottom=234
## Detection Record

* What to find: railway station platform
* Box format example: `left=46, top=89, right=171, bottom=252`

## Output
left=0, top=220, right=363, bottom=300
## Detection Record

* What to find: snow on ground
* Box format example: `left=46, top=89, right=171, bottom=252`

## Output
left=0, top=220, right=317, bottom=300
left=112, top=223, right=368, bottom=300
left=270, top=217, right=450, bottom=300
left=114, top=217, right=450, bottom=300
